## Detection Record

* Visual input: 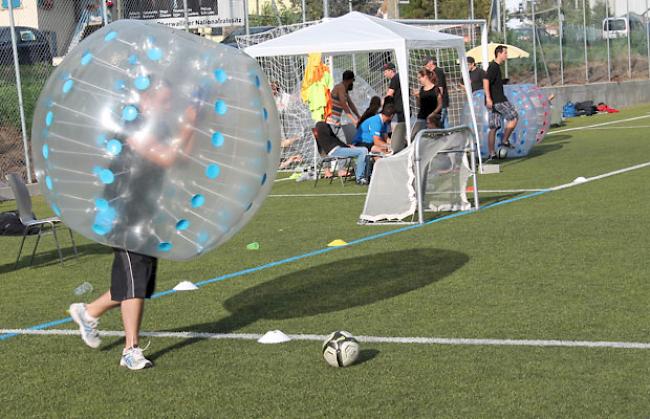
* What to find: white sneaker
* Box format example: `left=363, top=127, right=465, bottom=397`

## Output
left=120, top=346, right=153, bottom=370
left=69, top=303, right=101, bottom=349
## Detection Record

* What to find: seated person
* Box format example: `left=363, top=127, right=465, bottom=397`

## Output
left=315, top=121, right=369, bottom=185
left=353, top=104, right=395, bottom=154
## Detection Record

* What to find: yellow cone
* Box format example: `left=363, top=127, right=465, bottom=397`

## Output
left=327, top=239, right=348, bottom=247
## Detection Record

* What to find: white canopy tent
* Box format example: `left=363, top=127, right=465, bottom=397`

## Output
left=244, top=12, right=482, bottom=169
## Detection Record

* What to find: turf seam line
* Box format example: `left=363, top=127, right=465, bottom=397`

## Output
left=5, top=329, right=650, bottom=350
left=3, top=159, right=650, bottom=342
left=547, top=113, right=650, bottom=135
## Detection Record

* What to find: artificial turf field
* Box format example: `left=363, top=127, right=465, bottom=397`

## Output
left=2, top=105, right=650, bottom=417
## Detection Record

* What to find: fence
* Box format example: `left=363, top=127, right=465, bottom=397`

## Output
left=2, top=0, right=650, bottom=182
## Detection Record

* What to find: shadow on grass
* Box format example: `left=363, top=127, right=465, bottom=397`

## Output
left=1, top=242, right=111, bottom=274
left=146, top=248, right=469, bottom=361
left=500, top=135, right=571, bottom=168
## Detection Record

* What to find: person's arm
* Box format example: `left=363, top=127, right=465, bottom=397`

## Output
left=127, top=107, right=197, bottom=168
left=483, top=68, right=493, bottom=109
left=429, top=88, right=443, bottom=117
left=346, top=94, right=360, bottom=119
left=338, top=87, right=359, bottom=124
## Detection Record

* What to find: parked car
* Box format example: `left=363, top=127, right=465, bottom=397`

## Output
left=0, top=26, right=53, bottom=65
left=221, top=26, right=275, bottom=48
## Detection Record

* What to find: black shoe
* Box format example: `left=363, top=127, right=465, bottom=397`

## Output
left=486, top=154, right=497, bottom=162
left=501, top=141, right=514, bottom=149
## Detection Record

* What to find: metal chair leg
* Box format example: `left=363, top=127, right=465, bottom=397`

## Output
left=14, top=231, right=28, bottom=269
left=50, top=224, right=64, bottom=265
left=29, top=227, right=44, bottom=266
left=68, top=227, right=78, bottom=259
left=314, top=162, right=323, bottom=187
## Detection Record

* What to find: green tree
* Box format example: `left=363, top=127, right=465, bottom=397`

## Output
left=402, top=0, right=492, bottom=20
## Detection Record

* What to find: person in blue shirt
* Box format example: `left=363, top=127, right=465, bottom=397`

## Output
left=353, top=104, right=395, bottom=154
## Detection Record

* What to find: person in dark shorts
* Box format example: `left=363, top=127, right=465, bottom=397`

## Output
left=69, top=80, right=197, bottom=370
left=483, top=45, right=518, bottom=160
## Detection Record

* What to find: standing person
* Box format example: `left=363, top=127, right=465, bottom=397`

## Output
left=326, top=70, right=360, bottom=141
left=483, top=45, right=518, bottom=160
left=412, top=67, right=443, bottom=139
left=424, top=56, right=449, bottom=128
left=69, top=80, right=197, bottom=370
left=382, top=62, right=407, bottom=153
left=464, top=56, right=486, bottom=92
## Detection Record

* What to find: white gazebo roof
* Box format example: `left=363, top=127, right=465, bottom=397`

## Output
left=244, top=12, right=465, bottom=57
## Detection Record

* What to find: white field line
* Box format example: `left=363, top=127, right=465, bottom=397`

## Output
left=578, top=125, right=650, bottom=130
left=548, top=113, right=650, bottom=135
left=4, top=328, right=650, bottom=350
left=549, top=161, right=650, bottom=191
left=268, top=189, right=545, bottom=198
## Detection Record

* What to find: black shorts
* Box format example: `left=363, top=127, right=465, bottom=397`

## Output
left=110, top=248, right=158, bottom=301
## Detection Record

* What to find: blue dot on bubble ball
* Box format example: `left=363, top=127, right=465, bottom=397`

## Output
left=134, top=76, right=150, bottom=91
left=158, top=242, right=173, bottom=252
left=267, top=140, right=272, bottom=153
left=81, top=52, right=93, bottom=66
left=205, top=164, right=221, bottom=179
left=214, top=100, right=227, bottom=115
left=98, top=169, right=115, bottom=184
left=92, top=224, right=110, bottom=235
left=42, top=144, right=49, bottom=159
left=45, top=176, right=53, bottom=190
left=211, top=131, right=224, bottom=148
left=147, top=48, right=163, bottom=61
left=261, top=173, right=267, bottom=185
left=262, top=108, right=268, bottom=121
left=104, top=31, right=117, bottom=42
left=106, top=139, right=122, bottom=156
left=191, top=194, right=205, bottom=208
left=51, top=203, right=61, bottom=217
left=213, top=69, right=227, bottom=83
left=128, top=54, right=138, bottom=65
left=122, top=105, right=139, bottom=121
left=95, top=198, right=109, bottom=210
left=197, top=231, right=209, bottom=244
left=62, top=79, right=74, bottom=94
left=176, top=219, right=190, bottom=231
left=114, top=79, right=126, bottom=91
left=45, top=111, right=53, bottom=127
left=245, top=202, right=253, bottom=212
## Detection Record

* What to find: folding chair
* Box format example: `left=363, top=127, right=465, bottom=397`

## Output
left=6, top=173, right=78, bottom=268
left=312, top=125, right=354, bottom=187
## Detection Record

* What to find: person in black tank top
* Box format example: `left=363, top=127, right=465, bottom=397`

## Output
left=412, top=67, right=442, bottom=139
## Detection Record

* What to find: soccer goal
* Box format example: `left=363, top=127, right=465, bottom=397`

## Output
left=359, top=126, right=478, bottom=225
left=239, top=14, right=488, bottom=174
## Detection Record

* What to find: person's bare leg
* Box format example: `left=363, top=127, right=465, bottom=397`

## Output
left=502, top=119, right=518, bottom=147
left=86, top=291, right=120, bottom=319
left=487, top=129, right=496, bottom=156
left=121, top=298, right=144, bottom=349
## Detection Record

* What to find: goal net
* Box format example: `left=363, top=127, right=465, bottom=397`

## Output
left=237, top=19, right=486, bottom=173
left=359, top=127, right=475, bottom=224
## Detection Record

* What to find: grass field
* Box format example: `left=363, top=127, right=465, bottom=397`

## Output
left=2, top=105, right=650, bottom=417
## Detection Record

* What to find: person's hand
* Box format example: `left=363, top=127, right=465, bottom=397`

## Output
left=486, top=98, right=493, bottom=110
left=412, top=88, right=419, bottom=97
left=184, top=106, right=198, bottom=125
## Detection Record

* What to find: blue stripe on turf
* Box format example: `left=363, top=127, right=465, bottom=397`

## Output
left=0, top=189, right=550, bottom=341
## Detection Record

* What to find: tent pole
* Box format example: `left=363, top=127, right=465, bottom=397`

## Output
left=458, top=49, right=482, bottom=177
left=414, top=133, right=424, bottom=224
left=396, top=42, right=411, bottom=146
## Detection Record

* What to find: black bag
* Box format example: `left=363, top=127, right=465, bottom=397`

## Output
left=0, top=211, right=31, bottom=236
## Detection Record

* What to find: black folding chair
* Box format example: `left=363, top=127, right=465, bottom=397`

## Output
left=6, top=173, right=78, bottom=268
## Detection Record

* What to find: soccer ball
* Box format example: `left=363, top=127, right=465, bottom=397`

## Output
left=497, top=147, right=508, bottom=159
left=322, top=331, right=360, bottom=367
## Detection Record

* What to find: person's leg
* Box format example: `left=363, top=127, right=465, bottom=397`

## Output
left=487, top=128, right=497, bottom=157
left=330, top=147, right=368, bottom=181
left=391, top=122, right=407, bottom=153
left=86, top=291, right=120, bottom=318
left=502, top=119, right=518, bottom=146
left=121, top=298, right=144, bottom=349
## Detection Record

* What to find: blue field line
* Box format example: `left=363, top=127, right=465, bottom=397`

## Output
left=0, top=189, right=551, bottom=342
